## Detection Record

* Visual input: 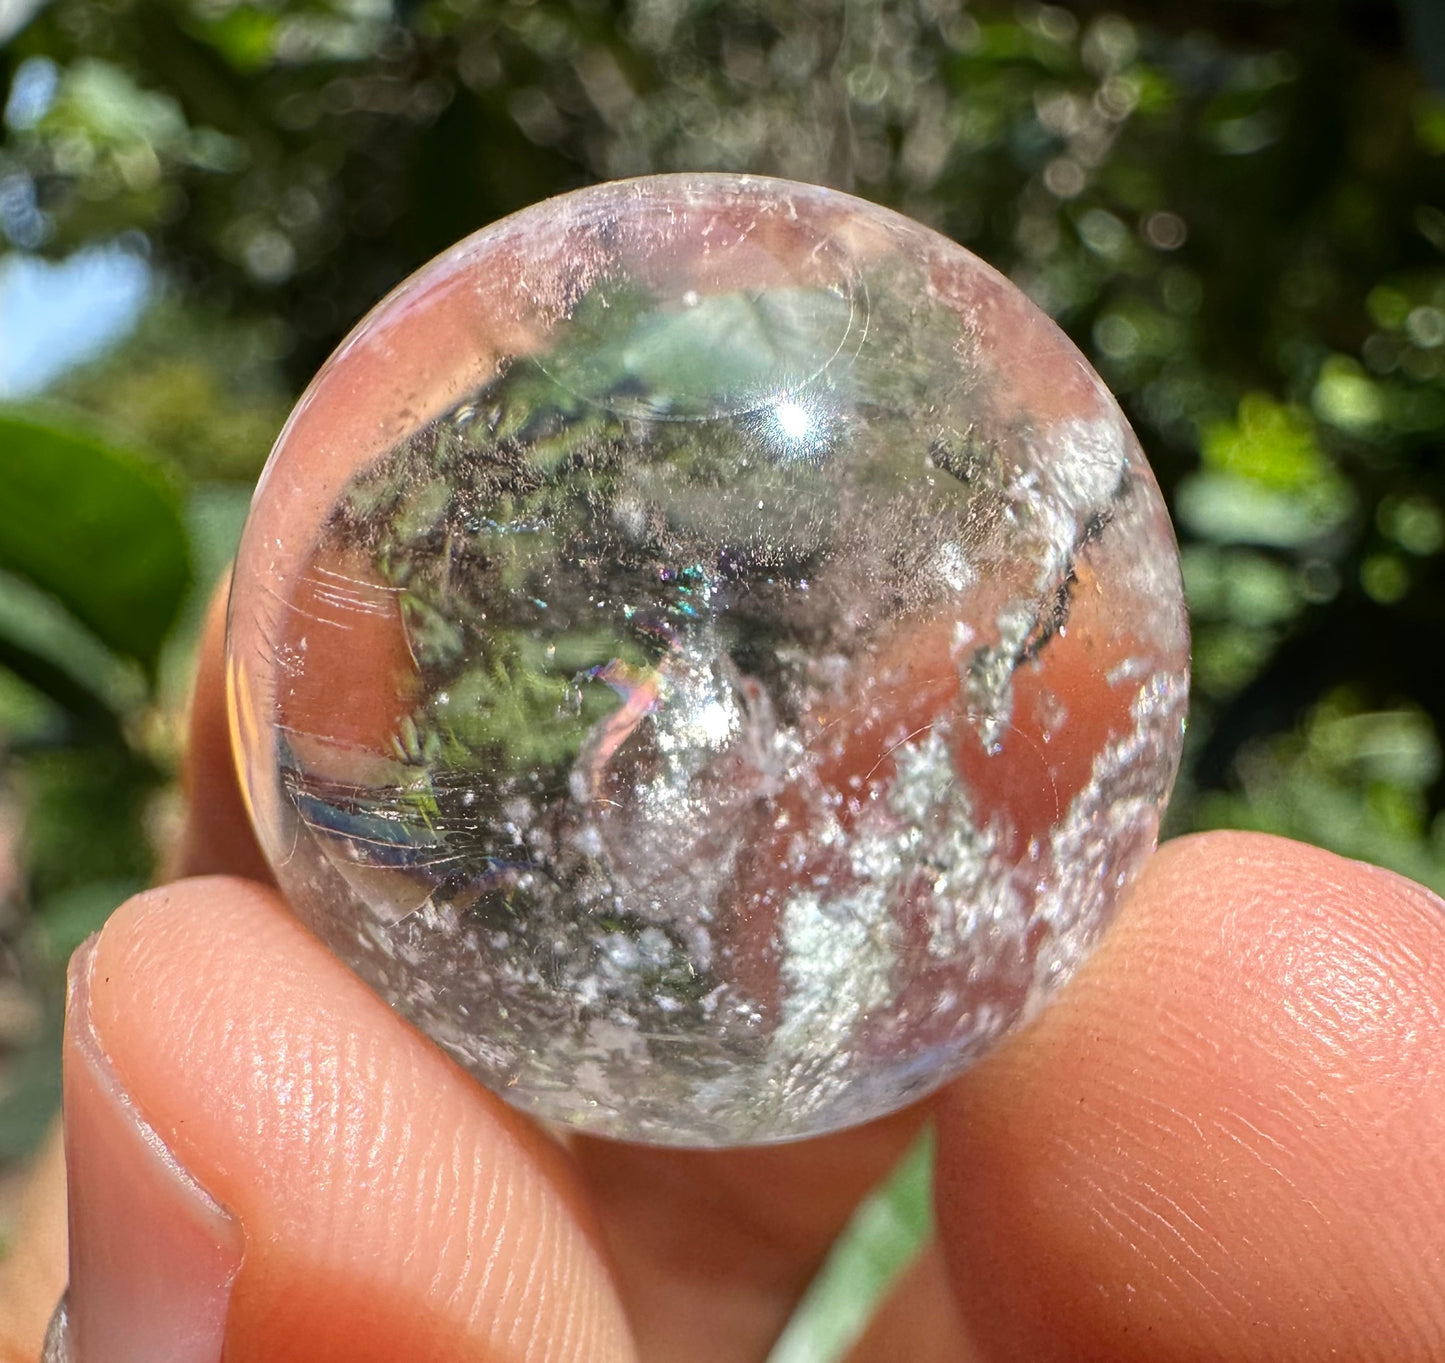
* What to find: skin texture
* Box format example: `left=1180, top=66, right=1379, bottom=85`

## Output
left=935, top=836, right=1445, bottom=1363
left=0, top=590, right=1442, bottom=1361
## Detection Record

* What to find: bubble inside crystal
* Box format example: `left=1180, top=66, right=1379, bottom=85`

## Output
left=227, top=174, right=1189, bottom=1146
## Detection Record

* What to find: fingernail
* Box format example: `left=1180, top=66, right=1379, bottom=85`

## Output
left=58, top=937, right=244, bottom=1363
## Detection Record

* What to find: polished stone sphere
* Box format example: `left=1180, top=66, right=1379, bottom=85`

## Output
left=227, top=175, right=1189, bottom=1146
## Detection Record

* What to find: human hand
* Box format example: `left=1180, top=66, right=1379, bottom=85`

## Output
left=1, top=589, right=1442, bottom=1363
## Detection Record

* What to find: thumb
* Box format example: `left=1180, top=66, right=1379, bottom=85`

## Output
left=50, top=877, right=636, bottom=1363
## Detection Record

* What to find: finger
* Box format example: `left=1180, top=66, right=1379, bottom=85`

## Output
left=169, top=578, right=270, bottom=884
left=934, top=830, right=1445, bottom=1362
left=573, top=1111, right=927, bottom=1362
left=62, top=876, right=635, bottom=1363
left=0, top=578, right=258, bottom=1358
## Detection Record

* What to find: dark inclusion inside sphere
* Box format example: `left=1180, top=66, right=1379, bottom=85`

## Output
left=228, top=175, right=1189, bottom=1146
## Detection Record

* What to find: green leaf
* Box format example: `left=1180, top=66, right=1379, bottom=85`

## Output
left=0, top=415, right=191, bottom=670
left=1175, top=470, right=1353, bottom=549
left=192, top=6, right=282, bottom=74
left=0, top=667, right=63, bottom=743
left=1199, top=394, right=1331, bottom=493
left=34, top=878, right=145, bottom=966
left=0, top=1012, right=62, bottom=1163
left=0, top=633, right=119, bottom=733
left=0, top=568, right=144, bottom=725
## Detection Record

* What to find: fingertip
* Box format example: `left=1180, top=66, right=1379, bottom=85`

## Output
left=934, top=832, right=1445, bottom=1362
left=59, top=931, right=243, bottom=1363
left=79, top=877, right=634, bottom=1363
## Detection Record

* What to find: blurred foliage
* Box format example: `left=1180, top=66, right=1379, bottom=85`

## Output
left=0, top=413, right=188, bottom=665
left=0, top=0, right=1442, bottom=1319
left=48, top=298, right=292, bottom=482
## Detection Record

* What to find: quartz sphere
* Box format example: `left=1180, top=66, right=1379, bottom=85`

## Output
left=227, top=175, right=1189, bottom=1146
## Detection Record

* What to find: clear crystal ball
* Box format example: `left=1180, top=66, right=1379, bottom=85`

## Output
left=227, top=175, right=1189, bottom=1146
